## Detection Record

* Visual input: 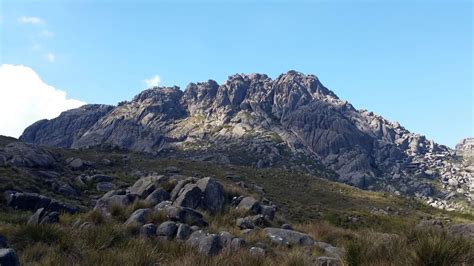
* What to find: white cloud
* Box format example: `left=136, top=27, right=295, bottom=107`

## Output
left=38, top=30, right=54, bottom=37
left=0, top=64, right=85, bottom=138
left=18, top=16, right=45, bottom=25
left=144, top=75, right=161, bottom=87
left=46, top=52, right=55, bottom=62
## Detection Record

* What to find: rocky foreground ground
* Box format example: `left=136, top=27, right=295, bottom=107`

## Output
left=0, top=136, right=473, bottom=265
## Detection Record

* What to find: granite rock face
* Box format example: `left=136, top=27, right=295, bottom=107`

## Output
left=20, top=104, right=113, bottom=148
left=20, top=71, right=472, bottom=208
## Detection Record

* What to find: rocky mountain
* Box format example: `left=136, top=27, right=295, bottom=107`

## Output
left=20, top=71, right=473, bottom=211
left=457, top=138, right=474, bottom=158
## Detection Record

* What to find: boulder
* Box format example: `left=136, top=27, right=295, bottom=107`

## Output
left=3, top=142, right=57, bottom=168
left=57, top=183, right=79, bottom=196
left=236, top=217, right=255, bottom=229
left=314, top=256, right=342, bottom=266
left=0, top=248, right=19, bottom=266
left=281, top=224, right=293, bottom=230
left=154, top=200, right=172, bottom=210
left=176, top=223, right=192, bottom=240
left=196, top=177, right=225, bottom=214
left=260, top=205, right=276, bottom=220
left=249, top=246, right=266, bottom=256
left=236, top=197, right=261, bottom=214
left=124, top=208, right=151, bottom=226
left=173, top=184, right=203, bottom=209
left=218, top=231, right=233, bottom=248
left=94, top=193, right=136, bottom=214
left=230, top=237, right=246, bottom=250
left=86, top=174, right=113, bottom=184
left=144, top=188, right=170, bottom=206
left=186, top=230, right=207, bottom=247
left=236, top=215, right=269, bottom=229
left=156, top=221, right=178, bottom=240
left=164, top=166, right=181, bottom=173
left=5, top=192, right=78, bottom=213
left=448, top=223, right=474, bottom=239
left=198, top=235, right=222, bottom=256
left=96, top=182, right=114, bottom=192
left=27, top=208, right=59, bottom=225
left=129, top=175, right=167, bottom=198
left=162, top=206, right=207, bottom=226
left=263, top=228, right=314, bottom=246
left=140, top=223, right=157, bottom=238
left=170, top=179, right=192, bottom=201
left=67, top=158, right=92, bottom=170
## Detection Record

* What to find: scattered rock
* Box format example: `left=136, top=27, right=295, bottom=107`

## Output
left=249, top=246, right=266, bottom=256
left=173, top=184, right=203, bottom=209
left=198, top=235, right=222, bottom=256
left=218, top=231, right=233, bottom=248
left=260, top=205, right=276, bottom=220
left=129, top=175, right=167, bottom=198
left=144, top=188, right=170, bottom=206
left=281, top=224, right=293, bottom=230
left=124, top=208, right=150, bottom=226
left=27, top=208, right=59, bottom=225
left=140, top=223, right=157, bottom=238
left=236, top=197, right=261, bottom=214
left=5, top=192, right=78, bottom=213
left=196, top=177, right=225, bottom=214
left=96, top=182, right=114, bottom=192
left=230, top=237, right=246, bottom=250
left=314, top=256, right=342, bottom=266
left=263, top=228, right=314, bottom=246
left=162, top=206, right=207, bottom=226
left=176, top=223, right=192, bottom=240
left=448, top=223, right=474, bottom=239
left=156, top=221, right=178, bottom=240
left=86, top=174, right=113, bottom=184
left=0, top=248, right=20, bottom=266
left=164, top=166, right=181, bottom=174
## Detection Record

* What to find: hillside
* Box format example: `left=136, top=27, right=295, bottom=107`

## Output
left=0, top=136, right=473, bottom=265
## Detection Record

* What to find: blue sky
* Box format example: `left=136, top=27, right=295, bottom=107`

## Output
left=0, top=0, right=472, bottom=147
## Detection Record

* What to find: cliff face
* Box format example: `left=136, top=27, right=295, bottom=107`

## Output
left=20, top=71, right=472, bottom=210
left=456, top=138, right=474, bottom=158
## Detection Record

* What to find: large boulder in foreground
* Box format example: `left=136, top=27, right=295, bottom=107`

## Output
left=263, top=228, right=314, bottom=246
left=196, top=177, right=225, bottom=214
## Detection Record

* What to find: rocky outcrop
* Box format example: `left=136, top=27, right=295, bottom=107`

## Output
left=20, top=104, right=113, bottom=148
left=456, top=138, right=474, bottom=157
left=20, top=71, right=471, bottom=208
left=4, top=192, right=78, bottom=213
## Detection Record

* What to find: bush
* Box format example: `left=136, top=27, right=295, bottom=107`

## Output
left=408, top=229, right=474, bottom=265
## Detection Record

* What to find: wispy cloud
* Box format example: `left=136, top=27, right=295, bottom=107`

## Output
left=144, top=75, right=161, bottom=87
left=18, top=16, right=45, bottom=25
left=38, top=30, right=54, bottom=38
left=46, top=52, right=55, bottom=63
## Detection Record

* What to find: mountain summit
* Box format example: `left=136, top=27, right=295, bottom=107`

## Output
left=20, top=71, right=473, bottom=210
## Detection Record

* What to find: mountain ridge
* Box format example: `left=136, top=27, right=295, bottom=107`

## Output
left=20, top=70, right=473, bottom=211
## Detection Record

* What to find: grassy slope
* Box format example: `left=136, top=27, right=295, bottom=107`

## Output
left=0, top=137, right=473, bottom=265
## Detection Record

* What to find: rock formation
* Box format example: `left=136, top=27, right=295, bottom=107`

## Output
left=19, top=71, right=473, bottom=210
